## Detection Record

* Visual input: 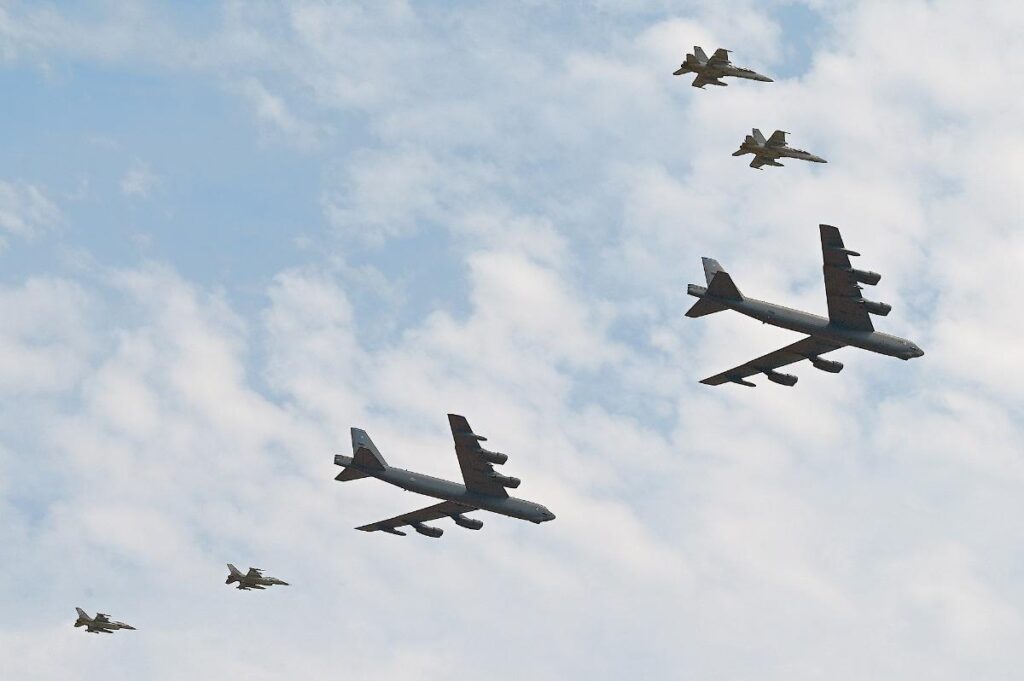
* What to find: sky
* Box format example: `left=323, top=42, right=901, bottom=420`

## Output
left=2, top=1, right=1024, bottom=679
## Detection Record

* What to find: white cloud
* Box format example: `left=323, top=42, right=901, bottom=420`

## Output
left=119, top=160, right=157, bottom=197
left=0, top=180, right=60, bottom=243
left=4, top=2, right=1024, bottom=680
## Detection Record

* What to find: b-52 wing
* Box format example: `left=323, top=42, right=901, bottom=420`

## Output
left=448, top=414, right=509, bottom=497
left=356, top=500, right=477, bottom=536
left=700, top=336, right=845, bottom=387
left=820, top=224, right=874, bottom=331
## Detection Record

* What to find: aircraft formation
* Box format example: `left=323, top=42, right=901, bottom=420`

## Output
left=71, top=44, right=923, bottom=639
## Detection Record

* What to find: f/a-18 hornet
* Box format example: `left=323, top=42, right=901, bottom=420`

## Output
left=686, top=224, right=923, bottom=387
left=333, top=414, right=555, bottom=537
left=74, top=608, right=136, bottom=634
left=733, top=129, right=827, bottom=169
left=226, top=564, right=289, bottom=590
left=673, top=46, right=773, bottom=88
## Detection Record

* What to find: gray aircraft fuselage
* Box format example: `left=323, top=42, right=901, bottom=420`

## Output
left=687, top=284, right=924, bottom=359
left=674, top=63, right=772, bottom=84
left=733, top=142, right=826, bottom=164
left=333, top=454, right=554, bottom=523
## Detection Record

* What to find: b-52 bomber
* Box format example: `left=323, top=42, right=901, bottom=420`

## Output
left=226, top=564, right=289, bottom=590
left=333, top=414, right=555, bottom=537
left=74, top=608, right=135, bottom=634
left=733, top=129, right=827, bottom=169
left=686, top=224, right=923, bottom=387
left=673, top=46, right=773, bottom=88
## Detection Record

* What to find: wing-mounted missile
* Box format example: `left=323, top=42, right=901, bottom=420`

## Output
left=860, top=300, right=891, bottom=316
left=763, top=370, right=798, bottom=386
left=489, top=473, right=521, bottom=489
left=477, top=448, right=508, bottom=465
left=807, top=356, right=843, bottom=373
left=452, top=514, right=483, bottom=530
left=411, top=522, right=443, bottom=538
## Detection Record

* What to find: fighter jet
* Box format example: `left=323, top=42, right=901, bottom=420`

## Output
left=225, top=564, right=289, bottom=590
left=74, top=608, right=136, bottom=634
left=333, top=414, right=555, bottom=537
left=685, top=224, right=923, bottom=387
left=673, top=46, right=773, bottom=88
left=733, top=129, right=827, bottom=169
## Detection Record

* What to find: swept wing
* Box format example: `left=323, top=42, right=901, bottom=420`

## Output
left=356, top=500, right=477, bottom=535
left=766, top=130, right=788, bottom=147
left=820, top=224, right=874, bottom=331
left=700, top=336, right=845, bottom=386
left=448, top=414, right=510, bottom=497
left=707, top=48, right=731, bottom=67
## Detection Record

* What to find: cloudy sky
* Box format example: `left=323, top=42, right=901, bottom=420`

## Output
left=2, top=1, right=1023, bottom=679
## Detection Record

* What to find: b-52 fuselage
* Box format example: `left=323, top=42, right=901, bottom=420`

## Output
left=733, top=129, right=827, bottom=169
left=74, top=608, right=136, bottom=634
left=333, top=414, right=555, bottom=537
left=686, top=224, right=923, bottom=387
left=673, top=46, right=773, bottom=88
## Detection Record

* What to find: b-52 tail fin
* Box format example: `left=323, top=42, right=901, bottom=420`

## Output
left=335, top=428, right=389, bottom=481
left=686, top=258, right=742, bottom=317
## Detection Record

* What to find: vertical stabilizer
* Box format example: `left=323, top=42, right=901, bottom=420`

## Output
left=752, top=128, right=766, bottom=146
left=350, top=428, right=388, bottom=470
left=693, top=46, right=708, bottom=63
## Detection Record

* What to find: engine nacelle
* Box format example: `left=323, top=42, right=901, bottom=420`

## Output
left=862, top=300, right=891, bottom=316
left=452, top=514, right=483, bottom=530
left=490, top=474, right=521, bottom=489
left=850, top=269, right=881, bottom=286
left=478, top=449, right=508, bottom=465
left=809, top=357, right=844, bottom=373
left=763, top=370, right=798, bottom=386
left=411, top=522, right=443, bottom=538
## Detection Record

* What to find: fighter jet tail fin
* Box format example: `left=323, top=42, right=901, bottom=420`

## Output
left=693, top=46, right=708, bottom=63
left=751, top=128, right=767, bottom=146
left=350, top=428, right=388, bottom=471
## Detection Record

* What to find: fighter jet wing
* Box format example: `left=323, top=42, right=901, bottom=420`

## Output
left=700, top=336, right=845, bottom=386
left=750, top=156, right=769, bottom=169
left=820, top=224, right=874, bottom=331
left=691, top=73, right=721, bottom=88
left=356, top=500, right=476, bottom=535
left=448, top=414, right=510, bottom=498
left=93, top=613, right=110, bottom=623
left=766, top=130, right=788, bottom=147
left=245, top=568, right=262, bottom=579
left=707, top=48, right=731, bottom=67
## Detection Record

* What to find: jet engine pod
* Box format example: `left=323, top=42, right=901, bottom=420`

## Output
left=490, top=474, right=521, bottom=489
left=763, top=370, right=798, bottom=386
left=862, top=300, right=892, bottom=316
left=452, top=514, right=483, bottom=530
left=850, top=269, right=881, bottom=286
left=411, top=522, right=443, bottom=538
left=478, top=449, right=508, bottom=465
left=809, top=357, right=844, bottom=373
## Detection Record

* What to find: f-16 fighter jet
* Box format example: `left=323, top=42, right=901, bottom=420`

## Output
left=686, top=224, right=923, bottom=387
left=74, top=608, right=136, bottom=634
left=333, top=414, right=555, bottom=537
left=673, top=46, right=773, bottom=88
left=733, top=129, right=827, bottom=169
left=226, top=564, right=289, bottom=590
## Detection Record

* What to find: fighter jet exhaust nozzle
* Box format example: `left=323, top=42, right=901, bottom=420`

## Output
left=412, top=522, right=443, bottom=538
left=850, top=269, right=881, bottom=286
left=478, top=449, right=508, bottom=465
left=809, top=357, right=844, bottom=373
left=861, top=300, right=892, bottom=316
left=489, top=474, right=521, bottom=489
left=452, top=514, right=483, bottom=530
left=763, top=370, right=798, bottom=386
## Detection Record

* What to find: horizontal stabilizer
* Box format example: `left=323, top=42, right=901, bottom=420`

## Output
left=685, top=297, right=728, bottom=318
left=334, top=467, right=369, bottom=482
